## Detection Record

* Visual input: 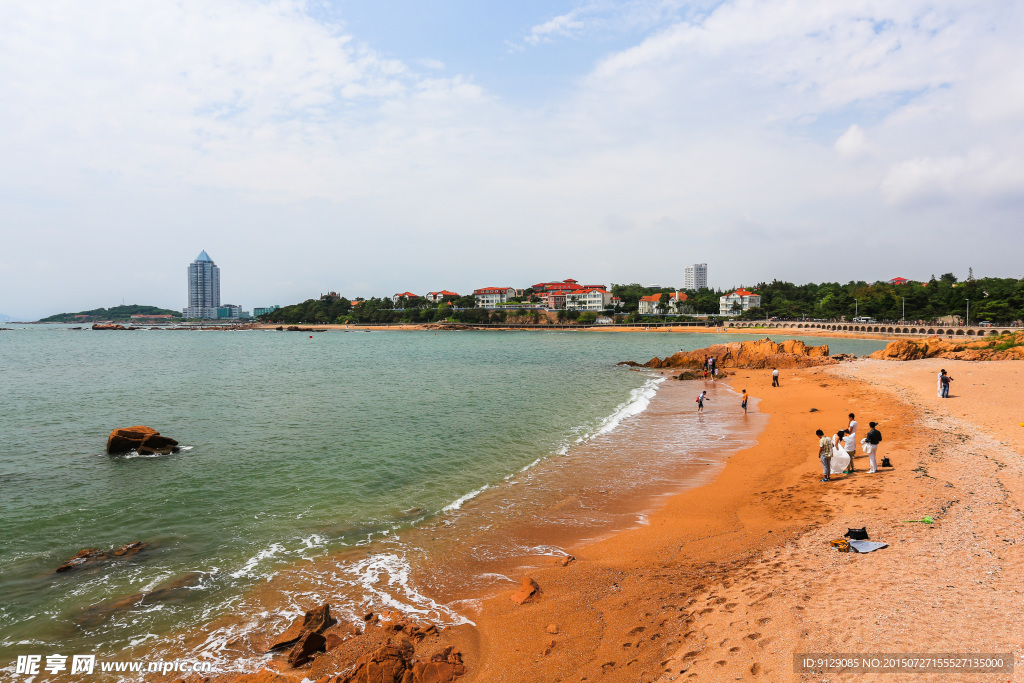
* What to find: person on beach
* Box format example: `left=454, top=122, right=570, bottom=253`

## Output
left=862, top=421, right=883, bottom=473
left=817, top=429, right=833, bottom=482
left=848, top=413, right=858, bottom=441
left=937, top=369, right=944, bottom=398
left=697, top=390, right=708, bottom=413
left=940, top=369, right=953, bottom=398
left=842, top=428, right=857, bottom=472
left=830, top=429, right=852, bottom=474
left=772, top=368, right=780, bottom=387
left=741, top=389, right=748, bottom=413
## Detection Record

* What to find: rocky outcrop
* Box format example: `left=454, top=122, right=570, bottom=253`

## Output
left=621, top=338, right=836, bottom=371
left=92, top=324, right=134, bottom=330
left=870, top=333, right=1024, bottom=361
left=269, top=604, right=337, bottom=651
left=106, top=426, right=179, bottom=455
left=56, top=541, right=148, bottom=573
left=510, top=577, right=542, bottom=605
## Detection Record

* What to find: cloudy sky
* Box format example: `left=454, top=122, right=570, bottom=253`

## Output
left=2, top=0, right=1023, bottom=318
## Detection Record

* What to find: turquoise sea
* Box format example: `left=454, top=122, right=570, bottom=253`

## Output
left=0, top=326, right=886, bottom=674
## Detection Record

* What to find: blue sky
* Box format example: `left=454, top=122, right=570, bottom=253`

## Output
left=1, top=0, right=1023, bottom=318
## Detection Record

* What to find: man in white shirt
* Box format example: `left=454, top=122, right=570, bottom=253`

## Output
left=846, top=413, right=858, bottom=471
left=772, top=368, right=780, bottom=387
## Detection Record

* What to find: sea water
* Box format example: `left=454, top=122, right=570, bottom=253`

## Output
left=0, top=326, right=886, bottom=668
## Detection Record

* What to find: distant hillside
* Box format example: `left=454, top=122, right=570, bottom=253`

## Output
left=0, top=313, right=13, bottom=322
left=40, top=305, right=181, bottom=323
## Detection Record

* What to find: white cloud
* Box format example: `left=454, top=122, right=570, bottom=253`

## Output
left=835, top=125, right=870, bottom=160
left=2, top=0, right=1023, bottom=317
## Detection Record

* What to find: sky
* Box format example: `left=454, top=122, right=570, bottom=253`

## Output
left=2, top=0, right=1023, bottom=319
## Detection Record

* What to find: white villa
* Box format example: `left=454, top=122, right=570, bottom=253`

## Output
left=638, top=292, right=688, bottom=315
left=473, top=286, right=516, bottom=308
left=719, top=288, right=761, bottom=316
left=564, top=288, right=617, bottom=311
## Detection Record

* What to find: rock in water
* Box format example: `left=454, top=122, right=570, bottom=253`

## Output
left=268, top=603, right=337, bottom=651
left=287, top=631, right=327, bottom=667
left=106, top=426, right=179, bottom=455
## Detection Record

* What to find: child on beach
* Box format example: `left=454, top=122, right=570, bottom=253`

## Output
left=741, top=390, right=748, bottom=413
left=817, top=429, right=832, bottom=482
left=697, top=391, right=708, bottom=413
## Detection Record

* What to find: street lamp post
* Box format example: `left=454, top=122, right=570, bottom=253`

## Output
left=902, top=297, right=905, bottom=324
left=855, top=299, right=859, bottom=319
left=966, top=299, right=970, bottom=326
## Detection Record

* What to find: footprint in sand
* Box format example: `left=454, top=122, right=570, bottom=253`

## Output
left=744, top=632, right=762, bottom=640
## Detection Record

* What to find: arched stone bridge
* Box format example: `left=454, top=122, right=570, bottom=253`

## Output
left=725, top=321, right=1018, bottom=337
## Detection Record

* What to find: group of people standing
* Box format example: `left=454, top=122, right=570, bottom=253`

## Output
left=815, top=413, right=883, bottom=482
left=701, top=355, right=719, bottom=379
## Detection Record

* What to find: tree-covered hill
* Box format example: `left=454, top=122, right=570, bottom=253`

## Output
left=40, top=305, right=181, bottom=322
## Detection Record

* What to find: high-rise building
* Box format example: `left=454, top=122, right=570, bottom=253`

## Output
left=183, top=250, right=221, bottom=319
left=684, top=263, right=708, bottom=290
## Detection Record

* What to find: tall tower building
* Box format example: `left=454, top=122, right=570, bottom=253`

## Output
left=684, top=263, right=708, bottom=290
left=183, top=251, right=221, bottom=319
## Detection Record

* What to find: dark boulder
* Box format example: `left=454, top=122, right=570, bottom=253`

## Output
left=106, top=426, right=179, bottom=455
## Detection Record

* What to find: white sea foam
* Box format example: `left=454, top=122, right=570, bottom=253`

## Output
left=442, top=484, right=490, bottom=513
left=230, top=543, right=285, bottom=579
left=348, top=553, right=474, bottom=625
left=592, top=375, right=664, bottom=439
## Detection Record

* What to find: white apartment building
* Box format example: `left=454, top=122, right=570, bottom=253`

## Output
left=473, top=286, right=516, bottom=308
left=684, top=263, right=708, bottom=290
left=564, top=288, right=615, bottom=311
left=719, top=288, right=761, bottom=316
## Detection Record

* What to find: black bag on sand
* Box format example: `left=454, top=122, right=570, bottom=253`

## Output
left=881, top=457, right=892, bottom=468
left=844, top=528, right=869, bottom=540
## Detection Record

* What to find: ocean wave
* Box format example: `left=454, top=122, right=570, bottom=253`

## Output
left=442, top=485, right=490, bottom=513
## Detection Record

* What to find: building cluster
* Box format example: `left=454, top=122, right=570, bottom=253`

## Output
left=188, top=253, right=765, bottom=319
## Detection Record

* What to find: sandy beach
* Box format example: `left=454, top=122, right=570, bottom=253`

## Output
left=186, top=355, right=1024, bottom=682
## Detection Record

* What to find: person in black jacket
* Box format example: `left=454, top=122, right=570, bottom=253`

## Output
left=862, top=421, right=883, bottom=473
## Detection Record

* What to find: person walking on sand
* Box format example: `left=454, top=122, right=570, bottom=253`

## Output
left=817, top=429, right=833, bottom=482
left=772, top=368, right=780, bottom=387
left=741, top=389, right=748, bottom=413
left=862, top=421, right=882, bottom=473
left=937, top=369, right=944, bottom=398
left=697, top=390, right=709, bottom=413
left=940, top=369, right=953, bottom=398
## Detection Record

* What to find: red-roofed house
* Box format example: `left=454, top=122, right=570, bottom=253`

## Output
left=474, top=287, right=516, bottom=308
left=426, top=290, right=459, bottom=303
left=532, top=279, right=583, bottom=294
left=392, top=292, right=419, bottom=305
left=719, top=288, right=761, bottom=316
left=565, top=287, right=616, bottom=311
left=888, top=277, right=909, bottom=285
left=637, top=291, right=688, bottom=315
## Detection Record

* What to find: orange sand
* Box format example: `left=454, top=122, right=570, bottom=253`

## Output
left=462, top=360, right=1024, bottom=682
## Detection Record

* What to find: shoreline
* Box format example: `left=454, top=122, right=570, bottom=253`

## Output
left=256, top=322, right=933, bottom=342
left=118, top=356, right=1024, bottom=681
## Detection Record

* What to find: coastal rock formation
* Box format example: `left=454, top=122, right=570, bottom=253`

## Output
left=870, top=333, right=1024, bottom=361
left=510, top=577, right=542, bottom=605
left=106, top=426, right=179, bottom=455
left=287, top=631, right=327, bottom=667
left=621, top=337, right=835, bottom=371
left=91, top=323, right=134, bottom=330
left=56, top=541, right=148, bottom=573
left=269, top=604, right=337, bottom=651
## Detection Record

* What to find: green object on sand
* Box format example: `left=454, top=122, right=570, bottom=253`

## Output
left=903, top=516, right=934, bottom=524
